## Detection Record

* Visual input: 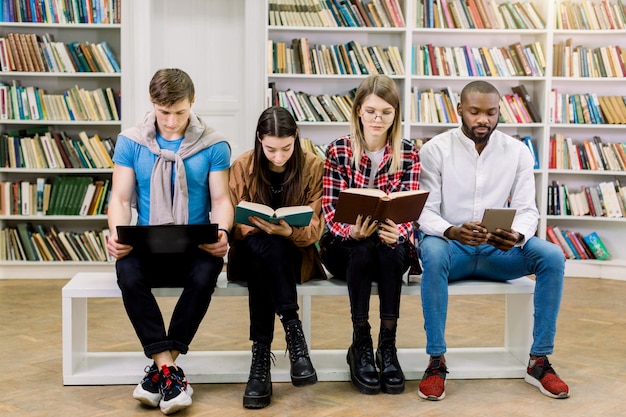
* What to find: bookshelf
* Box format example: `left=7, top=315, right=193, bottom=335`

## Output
left=262, top=0, right=626, bottom=280
left=0, top=1, right=124, bottom=278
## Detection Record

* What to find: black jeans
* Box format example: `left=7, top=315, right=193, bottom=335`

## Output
left=230, top=233, right=302, bottom=344
left=320, top=234, right=408, bottom=323
left=116, top=248, right=223, bottom=358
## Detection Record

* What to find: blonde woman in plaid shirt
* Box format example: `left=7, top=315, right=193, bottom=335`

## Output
left=320, top=75, right=421, bottom=396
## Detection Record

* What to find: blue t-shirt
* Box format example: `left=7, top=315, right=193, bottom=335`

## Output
left=113, top=133, right=230, bottom=225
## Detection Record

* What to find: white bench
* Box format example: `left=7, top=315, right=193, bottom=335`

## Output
left=62, top=272, right=535, bottom=385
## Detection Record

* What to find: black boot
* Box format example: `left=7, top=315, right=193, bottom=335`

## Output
left=347, top=322, right=381, bottom=394
left=376, top=324, right=405, bottom=394
left=284, top=319, right=317, bottom=386
left=243, top=342, right=272, bottom=409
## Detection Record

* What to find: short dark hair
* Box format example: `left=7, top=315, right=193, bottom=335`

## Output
left=149, top=68, right=195, bottom=106
left=460, top=80, right=500, bottom=103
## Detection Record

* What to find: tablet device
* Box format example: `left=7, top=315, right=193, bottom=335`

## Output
left=480, top=208, right=516, bottom=233
left=116, top=224, right=218, bottom=253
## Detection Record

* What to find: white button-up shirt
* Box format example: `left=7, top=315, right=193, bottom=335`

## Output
left=418, top=127, right=538, bottom=245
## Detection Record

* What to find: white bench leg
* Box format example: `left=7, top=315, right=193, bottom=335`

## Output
left=63, top=296, right=87, bottom=383
left=505, top=292, right=534, bottom=365
left=300, top=294, right=312, bottom=352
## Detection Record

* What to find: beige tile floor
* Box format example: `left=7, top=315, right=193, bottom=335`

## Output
left=2, top=276, right=625, bottom=416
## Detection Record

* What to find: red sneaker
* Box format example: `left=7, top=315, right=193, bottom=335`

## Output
left=417, top=356, right=448, bottom=401
left=525, top=356, right=570, bottom=399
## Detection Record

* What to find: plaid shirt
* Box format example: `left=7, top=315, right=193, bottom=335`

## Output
left=322, top=135, right=421, bottom=242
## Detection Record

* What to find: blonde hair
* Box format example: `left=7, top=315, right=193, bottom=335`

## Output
left=350, top=75, right=403, bottom=174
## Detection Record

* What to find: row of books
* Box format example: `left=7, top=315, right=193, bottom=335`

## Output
left=268, top=0, right=405, bottom=27
left=410, top=86, right=459, bottom=123
left=0, top=33, right=121, bottom=74
left=546, top=226, right=610, bottom=260
left=417, top=0, right=545, bottom=30
left=301, top=138, right=328, bottom=160
left=270, top=39, right=403, bottom=76
left=556, top=0, right=626, bottom=30
left=0, top=0, right=121, bottom=24
left=0, top=223, right=112, bottom=262
left=412, top=84, right=540, bottom=124
left=0, top=82, right=120, bottom=122
left=0, top=130, right=115, bottom=169
left=549, top=134, right=626, bottom=172
left=549, top=91, right=626, bottom=125
left=0, top=176, right=110, bottom=217
left=268, top=85, right=356, bottom=123
left=412, top=41, right=545, bottom=78
left=548, top=180, right=626, bottom=218
left=553, top=41, right=626, bottom=78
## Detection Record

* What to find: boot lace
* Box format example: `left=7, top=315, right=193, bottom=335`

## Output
left=285, top=321, right=310, bottom=362
left=249, top=343, right=275, bottom=381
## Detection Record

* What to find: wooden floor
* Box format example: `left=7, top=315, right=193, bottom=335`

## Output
left=2, top=276, right=625, bottom=416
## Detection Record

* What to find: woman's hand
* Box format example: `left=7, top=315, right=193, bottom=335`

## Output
left=247, top=216, right=294, bottom=237
left=378, top=218, right=400, bottom=245
left=349, top=214, right=378, bottom=240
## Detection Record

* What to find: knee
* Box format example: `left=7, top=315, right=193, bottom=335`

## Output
left=115, top=256, right=144, bottom=292
left=420, top=236, right=451, bottom=268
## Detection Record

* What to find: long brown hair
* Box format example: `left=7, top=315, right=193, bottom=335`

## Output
left=249, top=106, right=306, bottom=206
left=350, top=75, right=403, bottom=173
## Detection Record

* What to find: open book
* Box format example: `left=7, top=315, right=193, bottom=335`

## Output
left=333, top=188, right=429, bottom=224
left=235, top=201, right=314, bottom=227
left=116, top=224, right=218, bottom=253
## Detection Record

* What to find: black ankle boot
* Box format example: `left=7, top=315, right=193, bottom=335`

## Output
left=376, top=324, right=405, bottom=394
left=347, top=322, right=381, bottom=394
left=243, top=342, right=272, bottom=409
left=284, top=319, right=317, bottom=386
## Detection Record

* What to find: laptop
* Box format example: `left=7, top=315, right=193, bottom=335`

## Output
left=116, top=224, right=218, bottom=253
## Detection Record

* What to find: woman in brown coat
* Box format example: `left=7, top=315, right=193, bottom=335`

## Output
left=228, top=106, right=325, bottom=409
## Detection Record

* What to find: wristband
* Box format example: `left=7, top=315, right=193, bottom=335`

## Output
left=218, top=228, right=230, bottom=241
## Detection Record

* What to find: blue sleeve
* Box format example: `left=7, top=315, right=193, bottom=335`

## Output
left=112, top=135, right=135, bottom=168
left=209, top=141, right=231, bottom=172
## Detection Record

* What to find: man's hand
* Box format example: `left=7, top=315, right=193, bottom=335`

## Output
left=199, top=229, right=230, bottom=258
left=486, top=229, right=521, bottom=252
left=349, top=215, right=378, bottom=240
left=445, top=222, right=488, bottom=246
left=106, top=232, right=133, bottom=259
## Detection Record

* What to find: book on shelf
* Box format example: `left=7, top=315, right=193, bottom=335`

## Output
left=582, top=231, right=611, bottom=260
left=235, top=201, right=314, bottom=227
left=333, top=188, right=429, bottom=224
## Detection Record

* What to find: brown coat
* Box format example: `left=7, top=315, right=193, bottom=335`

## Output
left=227, top=149, right=326, bottom=283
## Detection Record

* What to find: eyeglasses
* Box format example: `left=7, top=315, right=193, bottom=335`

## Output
left=360, top=109, right=395, bottom=123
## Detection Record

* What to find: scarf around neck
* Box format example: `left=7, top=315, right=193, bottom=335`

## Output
left=120, top=111, right=228, bottom=225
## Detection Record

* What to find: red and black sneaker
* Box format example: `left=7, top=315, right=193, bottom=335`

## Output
left=525, top=356, right=570, bottom=399
left=132, top=363, right=162, bottom=407
left=417, top=356, right=448, bottom=401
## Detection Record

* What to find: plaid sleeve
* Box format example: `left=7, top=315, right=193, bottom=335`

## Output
left=322, top=139, right=353, bottom=238
left=396, top=141, right=421, bottom=242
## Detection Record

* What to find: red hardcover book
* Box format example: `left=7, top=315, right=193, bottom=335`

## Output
left=566, top=229, right=588, bottom=259
left=426, top=44, right=439, bottom=75
left=546, top=226, right=568, bottom=258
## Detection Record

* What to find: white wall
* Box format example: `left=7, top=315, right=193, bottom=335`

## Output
left=123, top=0, right=265, bottom=159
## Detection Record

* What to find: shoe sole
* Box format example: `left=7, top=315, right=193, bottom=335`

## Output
left=243, top=389, right=272, bottom=409
left=291, top=372, right=318, bottom=387
left=132, top=386, right=161, bottom=408
left=347, top=351, right=381, bottom=395
left=160, top=392, right=192, bottom=415
left=524, top=374, right=570, bottom=399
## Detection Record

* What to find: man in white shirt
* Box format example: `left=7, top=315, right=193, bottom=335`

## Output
left=416, top=80, right=569, bottom=401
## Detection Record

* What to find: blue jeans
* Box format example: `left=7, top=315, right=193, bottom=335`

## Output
left=419, top=235, right=565, bottom=357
